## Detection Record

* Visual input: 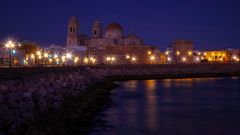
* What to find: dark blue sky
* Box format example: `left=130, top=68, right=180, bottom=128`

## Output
left=0, top=0, right=240, bottom=50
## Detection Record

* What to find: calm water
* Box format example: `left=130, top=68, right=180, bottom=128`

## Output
left=91, top=77, right=240, bottom=135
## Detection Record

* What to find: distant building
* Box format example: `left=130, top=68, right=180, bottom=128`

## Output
left=227, top=48, right=240, bottom=62
left=203, top=48, right=240, bottom=63
left=193, top=50, right=202, bottom=63
left=164, top=46, right=174, bottom=64
left=66, top=16, right=158, bottom=64
left=203, top=50, right=229, bottom=63
left=171, top=39, right=194, bottom=63
left=0, top=44, right=8, bottom=67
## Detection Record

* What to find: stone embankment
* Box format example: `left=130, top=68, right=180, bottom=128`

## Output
left=0, top=70, right=108, bottom=135
left=0, top=64, right=239, bottom=135
left=96, top=63, right=240, bottom=80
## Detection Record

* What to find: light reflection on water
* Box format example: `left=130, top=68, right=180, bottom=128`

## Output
left=91, top=77, right=240, bottom=135
left=144, top=80, right=158, bottom=129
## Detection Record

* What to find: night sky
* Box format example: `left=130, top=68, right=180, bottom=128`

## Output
left=0, top=0, right=240, bottom=50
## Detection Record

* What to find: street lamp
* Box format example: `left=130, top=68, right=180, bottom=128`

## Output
left=176, top=51, right=180, bottom=55
left=54, top=54, right=58, bottom=59
left=148, top=51, right=152, bottom=55
left=106, top=56, right=111, bottom=64
left=182, top=57, right=186, bottom=62
left=44, top=52, right=48, bottom=58
left=36, top=50, right=42, bottom=66
left=92, top=58, right=96, bottom=64
left=195, top=57, right=200, bottom=62
left=84, top=57, right=89, bottom=65
left=131, top=57, right=136, bottom=63
left=188, top=51, right=192, bottom=56
left=150, top=55, right=155, bottom=64
left=125, top=55, right=130, bottom=64
left=61, top=55, right=66, bottom=64
left=5, top=40, right=15, bottom=68
left=66, top=53, right=72, bottom=59
left=89, top=57, right=96, bottom=65
left=43, top=52, right=48, bottom=67
left=111, top=56, right=115, bottom=64
left=48, top=58, right=53, bottom=67
left=167, top=57, right=171, bottom=62
left=36, top=50, right=41, bottom=56
left=233, top=55, right=237, bottom=60
left=74, top=57, right=79, bottom=66
left=31, top=54, right=35, bottom=67
left=56, top=58, right=60, bottom=66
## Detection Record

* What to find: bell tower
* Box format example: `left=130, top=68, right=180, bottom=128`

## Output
left=92, top=20, right=102, bottom=39
left=67, top=16, right=80, bottom=47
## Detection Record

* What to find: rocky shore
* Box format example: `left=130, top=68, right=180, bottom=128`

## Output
left=0, top=64, right=240, bottom=135
left=0, top=70, right=111, bottom=135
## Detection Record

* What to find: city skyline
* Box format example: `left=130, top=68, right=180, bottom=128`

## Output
left=0, top=0, right=240, bottom=50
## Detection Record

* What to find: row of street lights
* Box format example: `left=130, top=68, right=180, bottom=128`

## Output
left=26, top=50, right=82, bottom=67
left=105, top=55, right=137, bottom=64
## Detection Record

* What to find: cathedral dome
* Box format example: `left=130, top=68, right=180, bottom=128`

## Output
left=106, top=23, right=123, bottom=31
left=68, top=16, right=79, bottom=25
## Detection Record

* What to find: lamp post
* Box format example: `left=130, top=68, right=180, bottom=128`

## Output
left=44, top=52, right=48, bottom=67
left=111, top=56, right=115, bottom=64
left=74, top=57, right=79, bottom=66
left=182, top=57, right=187, bottom=63
left=131, top=57, right=136, bottom=64
left=61, top=55, right=66, bottom=66
left=150, top=55, right=155, bottom=64
left=31, top=54, right=35, bottom=67
left=126, top=55, right=130, bottom=64
left=106, top=57, right=111, bottom=64
left=36, top=50, right=41, bottom=66
left=167, top=57, right=171, bottom=64
left=5, top=40, right=15, bottom=68
left=66, top=53, right=72, bottom=66
left=84, top=57, right=88, bottom=65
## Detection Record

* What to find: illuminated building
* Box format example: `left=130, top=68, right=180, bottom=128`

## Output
left=66, top=16, right=158, bottom=64
left=171, top=38, right=194, bottom=63
left=203, top=50, right=229, bottom=62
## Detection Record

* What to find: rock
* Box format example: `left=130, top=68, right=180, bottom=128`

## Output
left=20, top=101, right=33, bottom=112
left=0, top=93, right=3, bottom=103
left=8, top=100, right=19, bottom=109
left=32, top=86, right=47, bottom=102
left=22, top=92, right=32, bottom=101
left=38, top=87, right=47, bottom=97
left=0, top=84, right=8, bottom=93
left=0, top=131, right=5, bottom=135
left=61, top=82, right=67, bottom=88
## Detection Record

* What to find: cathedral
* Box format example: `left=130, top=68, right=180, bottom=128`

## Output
left=66, top=16, right=157, bottom=64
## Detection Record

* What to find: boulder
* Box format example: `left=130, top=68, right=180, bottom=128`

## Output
left=0, top=93, right=3, bottom=103
left=0, top=84, right=8, bottom=93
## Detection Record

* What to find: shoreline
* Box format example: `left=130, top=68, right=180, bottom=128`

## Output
left=108, top=72, right=240, bottom=81
left=24, top=81, right=118, bottom=135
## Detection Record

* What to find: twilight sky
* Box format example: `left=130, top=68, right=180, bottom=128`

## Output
left=0, top=0, right=240, bottom=50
